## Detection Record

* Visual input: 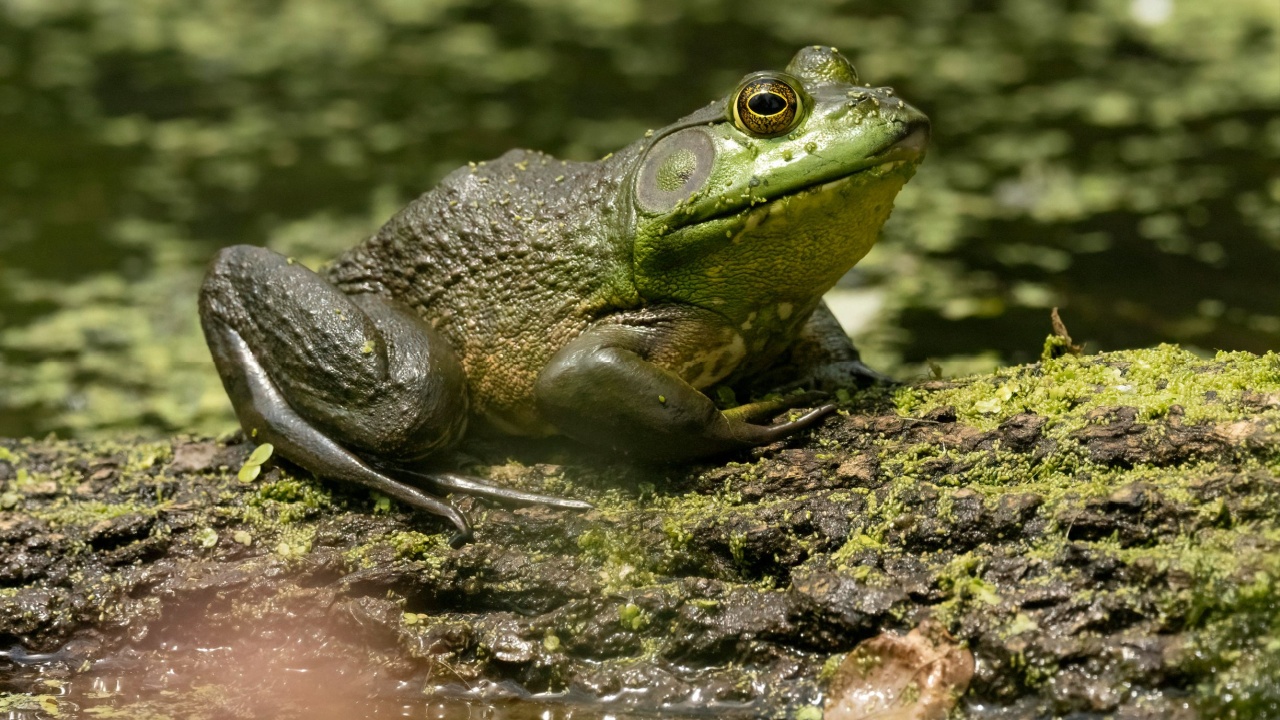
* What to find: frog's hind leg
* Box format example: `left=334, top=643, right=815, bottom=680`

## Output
left=199, top=245, right=477, bottom=544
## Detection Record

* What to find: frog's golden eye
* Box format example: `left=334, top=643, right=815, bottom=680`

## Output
left=733, top=74, right=803, bottom=137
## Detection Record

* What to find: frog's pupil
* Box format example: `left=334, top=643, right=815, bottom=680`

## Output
left=748, top=91, right=788, bottom=117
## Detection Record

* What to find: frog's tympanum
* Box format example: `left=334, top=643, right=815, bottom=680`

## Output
left=199, top=47, right=929, bottom=544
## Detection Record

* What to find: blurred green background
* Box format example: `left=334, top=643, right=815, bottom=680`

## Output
left=0, top=0, right=1277, bottom=440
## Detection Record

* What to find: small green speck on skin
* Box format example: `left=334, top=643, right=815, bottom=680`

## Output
left=901, top=680, right=921, bottom=703
left=544, top=633, right=561, bottom=651
left=658, top=395, right=666, bottom=404
left=361, top=340, right=374, bottom=354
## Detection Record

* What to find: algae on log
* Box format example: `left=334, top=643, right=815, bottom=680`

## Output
left=0, top=345, right=1278, bottom=718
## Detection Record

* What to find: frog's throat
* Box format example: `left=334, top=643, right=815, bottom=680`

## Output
left=632, top=154, right=914, bottom=325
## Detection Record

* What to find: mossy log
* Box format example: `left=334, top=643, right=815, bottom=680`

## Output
left=1, top=345, right=1278, bottom=718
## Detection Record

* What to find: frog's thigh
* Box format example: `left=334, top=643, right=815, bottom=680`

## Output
left=534, top=312, right=834, bottom=462
left=198, top=245, right=469, bottom=462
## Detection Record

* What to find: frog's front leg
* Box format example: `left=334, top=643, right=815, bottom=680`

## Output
left=750, top=300, right=893, bottom=393
left=534, top=307, right=835, bottom=462
left=199, top=245, right=583, bottom=546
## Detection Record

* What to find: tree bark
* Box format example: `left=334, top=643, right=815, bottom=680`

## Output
left=1, top=345, right=1277, bottom=718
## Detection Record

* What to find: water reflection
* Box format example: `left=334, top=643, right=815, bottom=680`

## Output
left=0, top=597, right=771, bottom=719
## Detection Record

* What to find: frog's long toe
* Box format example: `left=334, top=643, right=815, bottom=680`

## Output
left=386, top=467, right=593, bottom=510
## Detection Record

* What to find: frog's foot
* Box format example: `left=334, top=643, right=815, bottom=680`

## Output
left=199, top=245, right=478, bottom=545
left=766, top=359, right=898, bottom=397
left=535, top=312, right=838, bottom=463
left=381, top=466, right=593, bottom=510
left=721, top=391, right=831, bottom=424
left=816, top=359, right=897, bottom=387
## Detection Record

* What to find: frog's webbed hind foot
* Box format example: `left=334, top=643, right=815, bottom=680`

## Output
left=200, top=245, right=480, bottom=545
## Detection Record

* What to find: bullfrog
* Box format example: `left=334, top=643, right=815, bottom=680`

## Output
left=199, top=46, right=929, bottom=545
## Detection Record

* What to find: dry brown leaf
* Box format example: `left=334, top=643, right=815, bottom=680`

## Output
left=825, top=619, right=974, bottom=720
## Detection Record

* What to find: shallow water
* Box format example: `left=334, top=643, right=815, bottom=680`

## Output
left=0, top=583, right=786, bottom=719
left=2, top=645, right=757, bottom=719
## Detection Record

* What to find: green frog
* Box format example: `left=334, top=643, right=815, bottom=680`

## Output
left=199, top=46, right=929, bottom=544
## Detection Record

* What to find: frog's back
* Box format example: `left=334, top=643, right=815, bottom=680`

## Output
left=325, top=149, right=640, bottom=434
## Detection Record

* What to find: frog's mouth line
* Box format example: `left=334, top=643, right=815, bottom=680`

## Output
left=705, top=125, right=928, bottom=236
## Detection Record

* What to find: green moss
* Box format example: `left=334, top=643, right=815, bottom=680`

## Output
left=618, top=603, right=650, bottom=631
left=3, top=345, right=1278, bottom=715
left=273, top=526, right=315, bottom=560
left=34, top=499, right=155, bottom=528
left=896, top=345, right=1280, bottom=432
left=251, top=475, right=337, bottom=523
left=385, top=530, right=450, bottom=564
left=817, top=652, right=847, bottom=684
left=0, top=694, right=60, bottom=716
left=1172, top=551, right=1280, bottom=717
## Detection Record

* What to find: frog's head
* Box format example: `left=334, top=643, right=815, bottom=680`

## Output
left=623, top=46, right=929, bottom=330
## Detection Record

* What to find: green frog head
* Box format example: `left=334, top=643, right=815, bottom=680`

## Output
left=626, top=45, right=929, bottom=349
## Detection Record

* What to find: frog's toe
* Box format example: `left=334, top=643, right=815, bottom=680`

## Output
left=384, top=467, right=593, bottom=511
